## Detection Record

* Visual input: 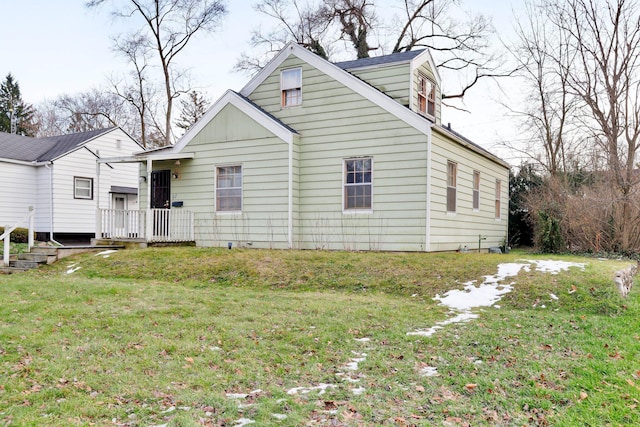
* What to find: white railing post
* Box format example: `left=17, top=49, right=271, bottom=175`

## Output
left=4, top=225, right=10, bottom=266
left=28, top=206, right=34, bottom=251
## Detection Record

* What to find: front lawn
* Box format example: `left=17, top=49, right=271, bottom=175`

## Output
left=0, top=248, right=638, bottom=426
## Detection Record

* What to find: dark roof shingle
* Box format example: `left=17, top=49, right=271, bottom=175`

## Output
left=334, top=49, right=425, bottom=70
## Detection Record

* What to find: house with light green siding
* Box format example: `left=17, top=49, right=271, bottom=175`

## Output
left=97, top=42, right=509, bottom=252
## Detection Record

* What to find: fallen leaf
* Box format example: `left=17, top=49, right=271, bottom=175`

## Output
left=185, top=357, right=194, bottom=364
left=465, top=383, right=477, bottom=391
left=579, top=391, right=588, bottom=401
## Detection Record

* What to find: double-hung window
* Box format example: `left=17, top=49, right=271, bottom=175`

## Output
left=281, top=68, right=302, bottom=107
left=74, top=177, right=93, bottom=200
left=216, top=165, right=242, bottom=212
left=446, top=161, right=457, bottom=213
left=418, top=74, right=436, bottom=117
left=495, top=179, right=502, bottom=219
left=473, top=171, right=480, bottom=210
left=344, top=158, right=372, bottom=211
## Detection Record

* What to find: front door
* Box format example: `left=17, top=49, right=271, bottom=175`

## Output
left=151, top=170, right=171, bottom=238
left=151, top=170, right=171, bottom=209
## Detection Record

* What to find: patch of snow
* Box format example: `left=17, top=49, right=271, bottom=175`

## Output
left=226, top=393, right=248, bottom=399
left=66, top=263, right=81, bottom=274
left=272, top=413, right=288, bottom=420
left=286, top=383, right=337, bottom=395
left=161, top=407, right=175, bottom=414
left=354, top=337, right=371, bottom=342
left=209, top=346, right=221, bottom=351
left=233, top=418, right=255, bottom=426
left=351, top=386, right=366, bottom=395
left=549, top=293, right=559, bottom=300
left=419, top=366, right=439, bottom=377
left=407, top=312, right=478, bottom=337
left=523, top=259, right=585, bottom=275
left=95, top=249, right=117, bottom=258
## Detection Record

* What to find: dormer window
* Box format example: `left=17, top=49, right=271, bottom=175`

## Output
left=418, top=74, right=435, bottom=117
left=281, top=68, right=302, bottom=107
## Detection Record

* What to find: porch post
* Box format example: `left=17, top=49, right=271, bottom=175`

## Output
left=145, top=159, right=153, bottom=241
left=95, top=159, right=101, bottom=239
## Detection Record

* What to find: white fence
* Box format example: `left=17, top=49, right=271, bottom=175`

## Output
left=1, top=207, right=35, bottom=265
left=98, top=209, right=194, bottom=242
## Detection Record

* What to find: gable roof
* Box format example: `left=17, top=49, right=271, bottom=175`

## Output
left=168, top=90, right=299, bottom=154
left=334, top=49, right=425, bottom=70
left=0, top=127, right=118, bottom=163
left=240, top=42, right=434, bottom=135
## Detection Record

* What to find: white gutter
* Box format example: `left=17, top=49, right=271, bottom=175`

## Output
left=44, top=163, right=62, bottom=246
left=288, top=138, right=294, bottom=248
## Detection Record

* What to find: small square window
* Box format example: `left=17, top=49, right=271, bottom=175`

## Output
left=281, top=68, right=302, bottom=107
left=74, top=177, right=93, bottom=200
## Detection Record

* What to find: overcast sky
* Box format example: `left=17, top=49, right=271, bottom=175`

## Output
left=0, top=0, right=524, bottom=164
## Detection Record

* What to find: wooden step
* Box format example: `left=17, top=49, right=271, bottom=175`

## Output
left=30, top=247, right=59, bottom=256
left=18, top=253, right=50, bottom=263
left=11, top=260, right=41, bottom=269
left=1, top=266, right=30, bottom=274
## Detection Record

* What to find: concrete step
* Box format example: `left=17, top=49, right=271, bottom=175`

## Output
left=11, top=260, right=40, bottom=269
left=18, top=253, right=50, bottom=263
left=0, top=266, right=29, bottom=274
left=30, top=247, right=59, bottom=256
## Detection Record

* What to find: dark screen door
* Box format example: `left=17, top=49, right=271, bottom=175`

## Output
left=151, top=170, right=171, bottom=209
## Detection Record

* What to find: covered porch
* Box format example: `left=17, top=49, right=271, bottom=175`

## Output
left=96, top=151, right=196, bottom=244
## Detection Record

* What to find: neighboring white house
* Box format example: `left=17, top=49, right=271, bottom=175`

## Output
left=0, top=127, right=141, bottom=242
left=98, top=43, right=510, bottom=252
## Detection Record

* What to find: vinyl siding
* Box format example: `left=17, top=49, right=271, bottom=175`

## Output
left=347, top=62, right=411, bottom=106
left=0, top=162, right=38, bottom=230
left=160, top=103, right=291, bottom=249
left=249, top=56, right=429, bottom=251
left=429, top=128, right=509, bottom=251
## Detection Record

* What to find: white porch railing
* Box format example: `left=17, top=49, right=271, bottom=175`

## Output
left=98, top=209, right=194, bottom=242
left=1, top=207, right=35, bottom=266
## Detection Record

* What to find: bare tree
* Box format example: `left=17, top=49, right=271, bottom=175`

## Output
left=35, top=89, right=133, bottom=137
left=86, top=0, right=227, bottom=146
left=504, top=1, right=579, bottom=176
left=239, top=0, right=508, bottom=101
left=547, top=0, right=640, bottom=251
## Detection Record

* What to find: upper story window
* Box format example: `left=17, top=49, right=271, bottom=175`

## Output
left=473, top=170, right=480, bottom=210
left=446, top=161, right=457, bottom=213
left=281, top=68, right=302, bottom=107
left=344, top=158, right=372, bottom=211
left=216, top=165, right=242, bottom=212
left=74, top=177, right=93, bottom=200
left=418, top=74, right=436, bottom=117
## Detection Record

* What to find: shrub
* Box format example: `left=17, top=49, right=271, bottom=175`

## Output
left=0, top=227, right=31, bottom=243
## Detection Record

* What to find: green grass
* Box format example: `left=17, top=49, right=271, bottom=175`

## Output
left=0, top=248, right=638, bottom=426
left=0, top=242, right=29, bottom=256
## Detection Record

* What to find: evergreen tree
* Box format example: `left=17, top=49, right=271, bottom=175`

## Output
left=0, top=73, right=37, bottom=136
left=175, top=90, right=210, bottom=134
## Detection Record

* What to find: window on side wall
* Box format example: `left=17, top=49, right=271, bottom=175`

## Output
left=344, top=158, right=372, bottom=211
left=418, top=74, right=436, bottom=118
left=281, top=67, right=302, bottom=107
left=216, top=165, right=242, bottom=212
left=74, top=177, right=93, bottom=200
left=446, top=161, right=457, bottom=213
left=495, top=179, right=502, bottom=219
left=473, top=170, right=480, bottom=210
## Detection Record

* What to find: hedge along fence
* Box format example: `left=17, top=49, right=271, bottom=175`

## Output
left=0, top=227, right=31, bottom=243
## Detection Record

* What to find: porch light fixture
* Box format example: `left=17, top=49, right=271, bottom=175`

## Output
left=172, top=172, right=179, bottom=180
left=174, top=160, right=181, bottom=166
left=139, top=176, right=147, bottom=183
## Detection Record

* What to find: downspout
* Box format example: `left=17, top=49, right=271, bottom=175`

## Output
left=45, top=162, right=62, bottom=245
left=287, top=137, right=293, bottom=249
left=425, top=124, right=433, bottom=252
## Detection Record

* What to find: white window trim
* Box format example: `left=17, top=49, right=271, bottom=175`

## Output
left=342, top=157, right=374, bottom=214
left=446, top=161, right=457, bottom=214
left=417, top=73, right=436, bottom=119
left=215, top=164, right=243, bottom=214
left=74, top=176, right=93, bottom=200
left=281, top=67, right=302, bottom=108
left=472, top=170, right=480, bottom=212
